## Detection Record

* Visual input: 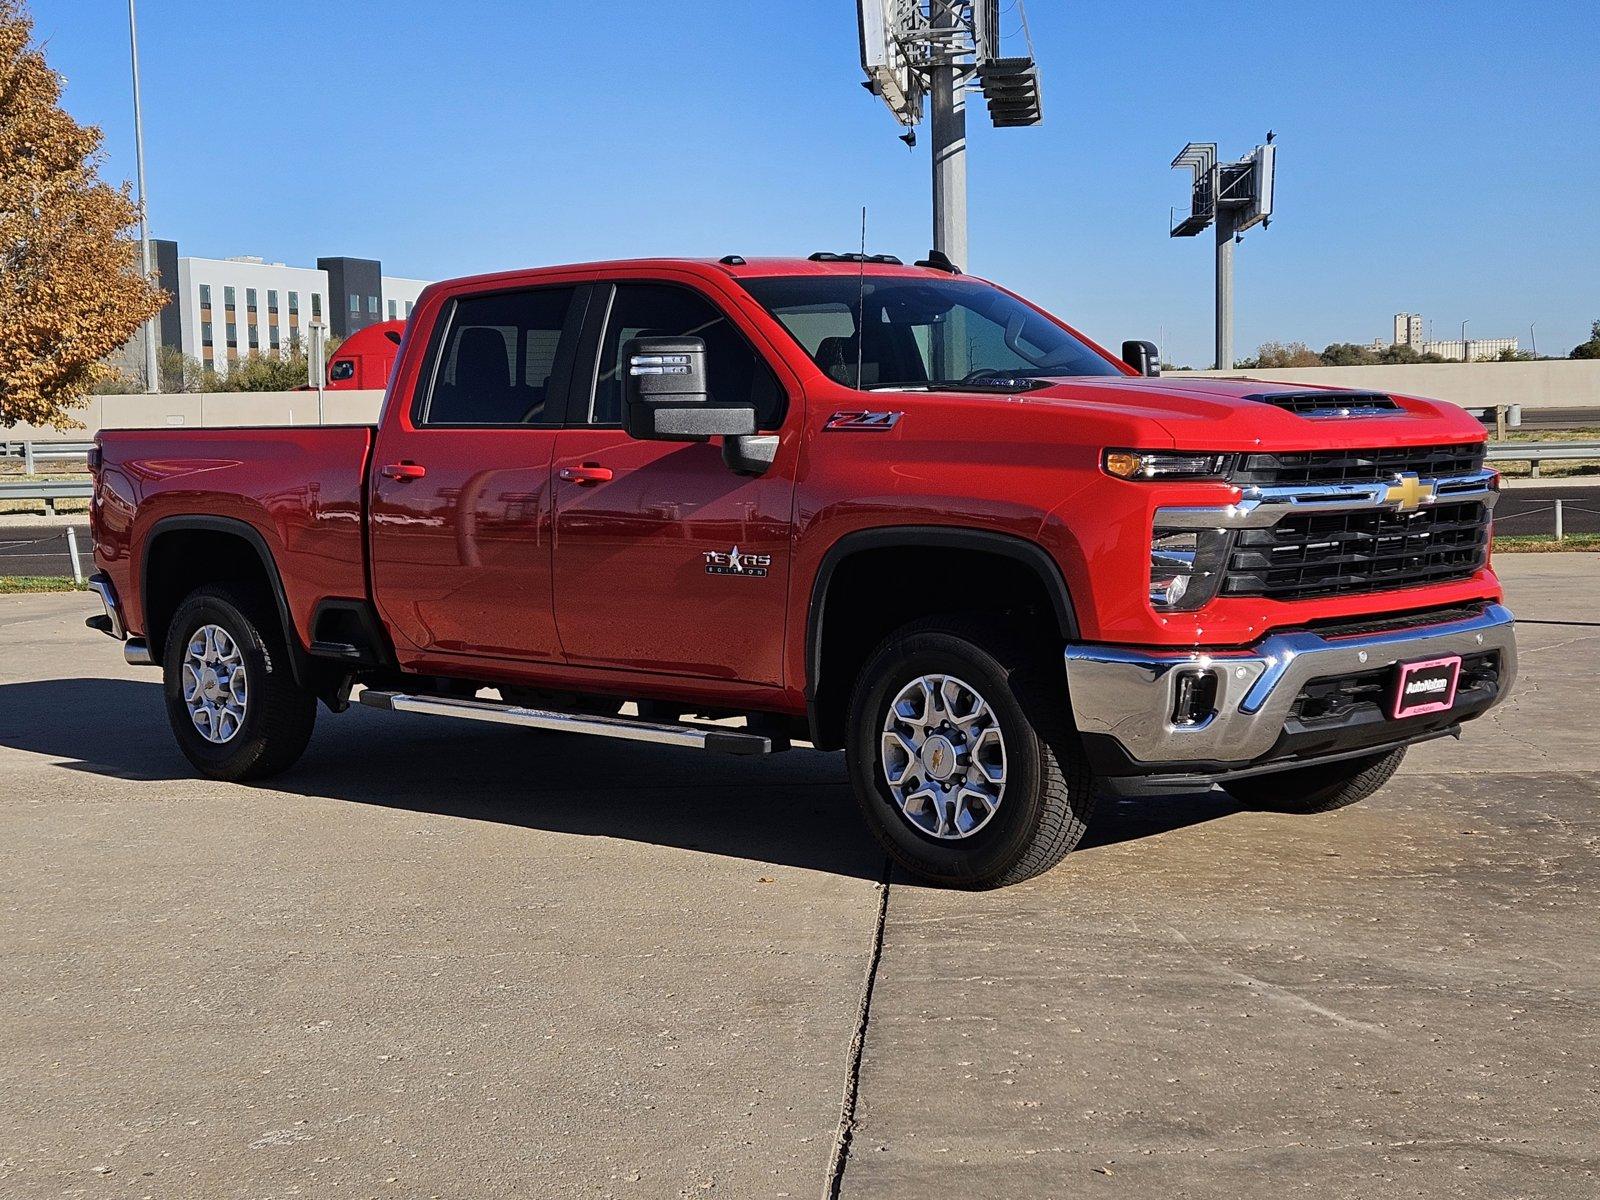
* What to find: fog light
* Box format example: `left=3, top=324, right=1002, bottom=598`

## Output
left=1171, top=669, right=1219, bottom=726
left=1149, top=525, right=1231, bottom=611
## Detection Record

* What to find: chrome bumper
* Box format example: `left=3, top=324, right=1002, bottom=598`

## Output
left=1064, top=604, right=1517, bottom=767
left=87, top=573, right=125, bottom=639
left=86, top=572, right=154, bottom=666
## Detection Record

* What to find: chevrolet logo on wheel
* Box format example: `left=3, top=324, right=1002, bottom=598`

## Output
left=1383, top=472, right=1435, bottom=511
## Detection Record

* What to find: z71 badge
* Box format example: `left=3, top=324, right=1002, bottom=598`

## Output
left=825, top=410, right=903, bottom=431
left=704, top=546, right=771, bottom=578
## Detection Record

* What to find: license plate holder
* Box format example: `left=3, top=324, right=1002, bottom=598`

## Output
left=1391, top=655, right=1462, bottom=719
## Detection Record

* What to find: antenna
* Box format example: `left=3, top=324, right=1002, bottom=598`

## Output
left=856, top=206, right=868, bottom=389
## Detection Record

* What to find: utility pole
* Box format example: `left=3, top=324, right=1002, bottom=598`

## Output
left=856, top=1, right=1040, bottom=272
left=127, top=0, right=159, bottom=393
left=1171, top=137, right=1275, bottom=374
left=1214, top=199, right=1235, bottom=370
left=928, top=0, right=968, bottom=267
left=1461, top=319, right=1469, bottom=362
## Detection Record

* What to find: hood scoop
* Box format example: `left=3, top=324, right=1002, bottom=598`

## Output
left=1244, top=390, right=1402, bottom=418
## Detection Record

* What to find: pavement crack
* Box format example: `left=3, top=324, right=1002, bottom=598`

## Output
left=821, top=856, right=892, bottom=1200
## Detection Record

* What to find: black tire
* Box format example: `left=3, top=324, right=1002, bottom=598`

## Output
left=845, top=616, right=1096, bottom=888
left=1225, top=747, right=1406, bottom=814
left=162, top=585, right=316, bottom=782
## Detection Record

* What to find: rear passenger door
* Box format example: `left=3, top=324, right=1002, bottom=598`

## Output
left=369, top=284, right=587, bottom=663
left=549, top=280, right=795, bottom=685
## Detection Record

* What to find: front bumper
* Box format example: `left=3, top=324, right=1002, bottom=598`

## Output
left=1064, top=603, right=1516, bottom=786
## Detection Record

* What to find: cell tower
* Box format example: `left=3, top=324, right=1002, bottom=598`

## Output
left=857, top=1, right=1042, bottom=270
left=1170, top=135, right=1277, bottom=370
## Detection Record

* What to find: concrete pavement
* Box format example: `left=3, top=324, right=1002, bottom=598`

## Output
left=1, top=556, right=1596, bottom=1198
left=841, top=554, right=1600, bottom=1199
left=0, top=594, right=882, bottom=1199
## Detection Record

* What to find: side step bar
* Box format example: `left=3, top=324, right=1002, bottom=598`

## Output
left=358, top=690, right=774, bottom=756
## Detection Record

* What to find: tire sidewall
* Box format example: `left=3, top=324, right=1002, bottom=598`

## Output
left=846, top=630, right=1048, bottom=884
left=163, top=589, right=281, bottom=776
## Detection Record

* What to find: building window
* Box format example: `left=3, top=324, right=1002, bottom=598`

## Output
left=199, top=283, right=212, bottom=307
left=288, top=291, right=299, bottom=316
left=269, top=326, right=280, bottom=350
left=388, top=299, right=398, bottom=320
left=349, top=294, right=361, bottom=313
left=311, top=293, right=322, bottom=320
left=246, top=288, right=258, bottom=313
left=405, top=301, right=414, bottom=317
left=226, top=322, right=238, bottom=345
left=368, top=295, right=379, bottom=315
left=201, top=321, right=213, bottom=346
left=248, top=324, right=259, bottom=348
left=224, top=285, right=236, bottom=306
left=267, top=289, right=278, bottom=310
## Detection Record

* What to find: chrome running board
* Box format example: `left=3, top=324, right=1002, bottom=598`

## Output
left=357, top=690, right=774, bottom=756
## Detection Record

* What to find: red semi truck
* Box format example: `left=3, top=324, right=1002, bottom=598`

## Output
left=323, top=319, right=406, bottom=390
left=86, top=254, right=1517, bottom=887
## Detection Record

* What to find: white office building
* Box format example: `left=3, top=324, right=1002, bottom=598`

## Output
left=178, top=257, right=330, bottom=375
left=382, top=276, right=430, bottom=324
left=128, top=240, right=432, bottom=379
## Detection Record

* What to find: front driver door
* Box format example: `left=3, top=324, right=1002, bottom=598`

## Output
left=550, top=280, right=795, bottom=684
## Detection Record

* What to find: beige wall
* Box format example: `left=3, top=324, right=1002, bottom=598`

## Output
left=4, top=390, right=385, bottom=441
left=1171, top=360, right=1600, bottom=411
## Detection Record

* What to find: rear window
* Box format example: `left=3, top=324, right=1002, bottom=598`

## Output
left=420, top=287, right=578, bottom=426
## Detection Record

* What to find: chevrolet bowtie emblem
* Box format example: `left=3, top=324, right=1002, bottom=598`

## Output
left=1384, top=472, right=1434, bottom=511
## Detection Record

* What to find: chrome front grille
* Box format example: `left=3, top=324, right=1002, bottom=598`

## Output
left=1155, top=445, right=1498, bottom=604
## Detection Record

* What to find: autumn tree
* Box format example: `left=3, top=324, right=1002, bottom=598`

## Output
left=0, top=0, right=164, bottom=428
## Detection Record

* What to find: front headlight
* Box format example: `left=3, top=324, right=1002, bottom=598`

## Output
left=1104, top=449, right=1232, bottom=481
left=1149, top=526, right=1231, bottom=611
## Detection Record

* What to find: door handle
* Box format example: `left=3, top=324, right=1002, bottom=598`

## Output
left=381, top=462, right=427, bottom=481
left=559, top=465, right=614, bottom=486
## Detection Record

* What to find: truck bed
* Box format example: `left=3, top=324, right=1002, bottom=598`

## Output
left=92, top=425, right=375, bottom=646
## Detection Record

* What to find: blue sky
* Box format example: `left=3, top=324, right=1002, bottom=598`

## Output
left=29, top=0, right=1600, bottom=366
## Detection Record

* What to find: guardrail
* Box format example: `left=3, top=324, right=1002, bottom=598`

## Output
left=0, top=478, right=94, bottom=516
left=0, top=441, right=95, bottom=473
left=1487, top=441, right=1600, bottom=478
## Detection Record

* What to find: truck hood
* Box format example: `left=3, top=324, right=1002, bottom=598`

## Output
left=939, top=374, right=1488, bottom=450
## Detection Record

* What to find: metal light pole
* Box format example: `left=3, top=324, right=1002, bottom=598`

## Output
left=1460, top=319, right=1469, bottom=362
left=1214, top=188, right=1235, bottom=370
left=127, top=0, right=159, bottom=393
left=928, top=0, right=968, bottom=268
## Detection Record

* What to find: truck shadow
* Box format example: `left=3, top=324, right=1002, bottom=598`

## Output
left=0, top=678, right=1236, bottom=880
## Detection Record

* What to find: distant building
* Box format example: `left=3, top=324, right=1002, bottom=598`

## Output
left=1383, top=312, right=1517, bottom=362
left=118, top=240, right=432, bottom=379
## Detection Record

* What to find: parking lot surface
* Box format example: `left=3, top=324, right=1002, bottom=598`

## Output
left=1, top=556, right=1596, bottom=1198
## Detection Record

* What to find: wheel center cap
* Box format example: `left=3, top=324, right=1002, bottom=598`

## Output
left=201, top=668, right=221, bottom=700
left=921, top=734, right=957, bottom=780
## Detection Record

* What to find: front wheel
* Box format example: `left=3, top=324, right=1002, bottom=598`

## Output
left=1225, top=747, right=1407, bottom=814
left=845, top=616, right=1096, bottom=888
left=163, top=585, right=316, bottom=782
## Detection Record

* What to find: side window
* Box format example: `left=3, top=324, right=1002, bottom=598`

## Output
left=590, top=284, right=783, bottom=429
left=420, top=287, right=577, bottom=426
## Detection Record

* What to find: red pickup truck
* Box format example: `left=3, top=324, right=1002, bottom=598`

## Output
left=87, top=254, right=1517, bottom=887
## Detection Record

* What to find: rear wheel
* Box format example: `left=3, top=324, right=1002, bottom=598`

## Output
left=845, top=616, right=1095, bottom=888
left=1225, top=747, right=1406, bottom=814
left=163, top=585, right=316, bottom=781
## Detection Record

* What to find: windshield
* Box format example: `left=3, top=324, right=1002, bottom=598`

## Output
left=738, top=275, right=1125, bottom=390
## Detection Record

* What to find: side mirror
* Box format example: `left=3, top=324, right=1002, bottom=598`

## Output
left=1121, top=340, right=1161, bottom=377
left=622, top=336, right=757, bottom=441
